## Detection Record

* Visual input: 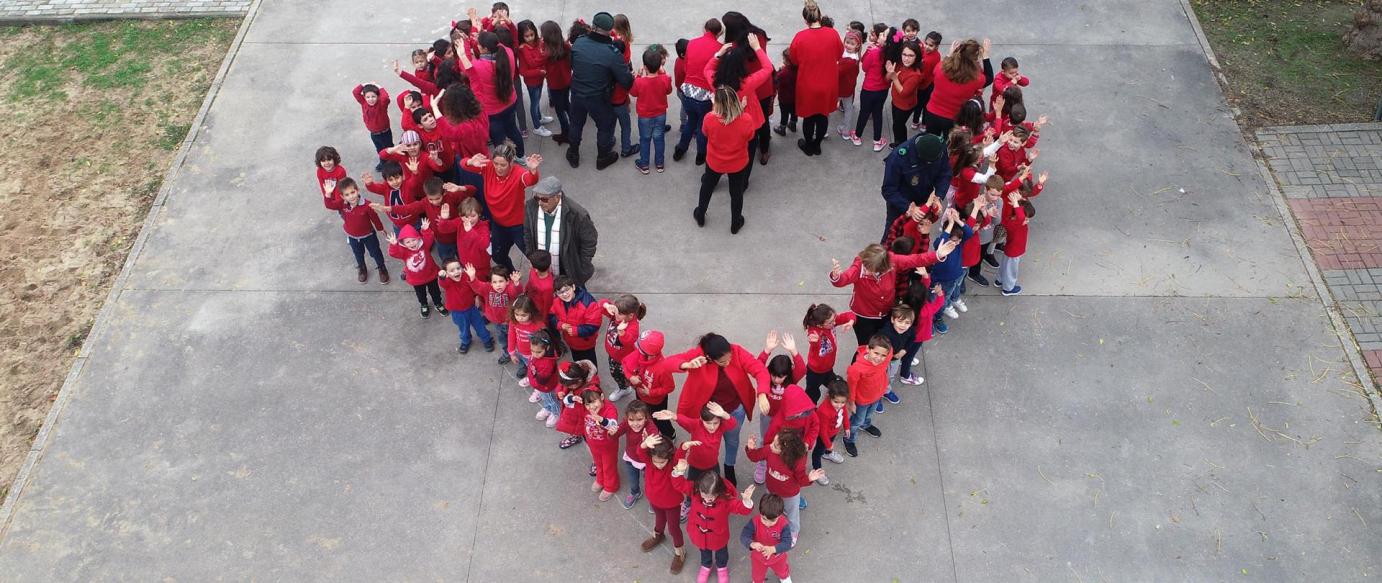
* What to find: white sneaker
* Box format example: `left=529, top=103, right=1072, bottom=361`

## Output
left=519, top=377, right=531, bottom=388
left=816, top=474, right=830, bottom=485
left=528, top=388, right=540, bottom=402
left=545, top=414, right=558, bottom=428
left=609, top=388, right=630, bottom=401
left=873, top=139, right=887, bottom=152
left=536, top=408, right=550, bottom=420
left=539, top=115, right=554, bottom=125
left=911, top=356, right=920, bottom=367
left=850, top=134, right=862, bottom=146
left=533, top=126, right=553, bottom=137
left=944, top=306, right=959, bottom=319
left=900, top=375, right=924, bottom=385
left=953, top=299, right=968, bottom=313
left=824, top=451, right=844, bottom=464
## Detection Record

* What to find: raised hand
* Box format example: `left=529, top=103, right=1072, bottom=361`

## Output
left=740, top=484, right=756, bottom=504
left=764, top=329, right=780, bottom=353
left=651, top=409, right=677, bottom=421
left=525, top=154, right=543, bottom=171
left=439, top=204, right=451, bottom=220
left=830, top=258, right=843, bottom=278
left=683, top=356, right=709, bottom=370
left=809, top=468, right=826, bottom=482
left=705, top=401, right=727, bottom=418
left=680, top=440, right=702, bottom=451
left=746, top=434, right=759, bottom=450
left=464, top=262, right=476, bottom=279
left=936, top=238, right=960, bottom=260
left=385, top=231, right=398, bottom=245
left=748, top=32, right=761, bottom=51
left=641, top=434, right=663, bottom=449
left=1038, top=171, right=1049, bottom=185
left=781, top=332, right=797, bottom=355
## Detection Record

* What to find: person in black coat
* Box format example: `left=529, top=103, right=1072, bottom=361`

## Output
left=524, top=176, right=599, bottom=285
left=566, top=11, right=635, bottom=171
left=879, top=132, right=951, bottom=243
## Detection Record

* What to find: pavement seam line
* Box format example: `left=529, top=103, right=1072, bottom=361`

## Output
left=1176, top=0, right=1382, bottom=416
left=921, top=358, right=961, bottom=583
left=462, top=367, right=507, bottom=582
left=0, top=0, right=265, bottom=539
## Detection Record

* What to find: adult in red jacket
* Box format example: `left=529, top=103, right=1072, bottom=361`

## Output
left=712, top=12, right=775, bottom=173
left=924, top=38, right=994, bottom=139
left=693, top=37, right=771, bottom=235
left=460, top=142, right=540, bottom=272
left=787, top=0, right=842, bottom=156
left=656, top=333, right=771, bottom=486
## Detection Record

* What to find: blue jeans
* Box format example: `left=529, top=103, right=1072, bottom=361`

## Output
left=526, top=84, right=544, bottom=127
left=514, top=352, right=529, bottom=378
left=513, top=83, right=528, bottom=132
left=845, top=400, right=878, bottom=444
left=487, top=102, right=524, bottom=157
left=933, top=277, right=964, bottom=327
left=434, top=241, right=457, bottom=262
left=636, top=114, right=666, bottom=167
left=494, top=322, right=510, bottom=354
left=675, top=96, right=711, bottom=157
left=490, top=223, right=525, bottom=272
left=539, top=391, right=561, bottom=417
left=450, top=307, right=492, bottom=348
left=346, top=233, right=386, bottom=269
left=677, top=91, right=689, bottom=136
left=614, top=102, right=633, bottom=151
left=623, top=460, right=643, bottom=496
left=720, top=405, right=747, bottom=467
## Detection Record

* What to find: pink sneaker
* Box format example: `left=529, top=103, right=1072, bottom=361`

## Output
left=849, top=133, right=862, bottom=146
left=598, top=489, right=614, bottom=501
left=753, top=460, right=767, bottom=484
left=873, top=139, right=887, bottom=152
left=528, top=388, right=540, bottom=402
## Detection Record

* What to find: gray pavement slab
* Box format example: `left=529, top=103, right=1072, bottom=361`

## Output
left=2, top=0, right=1380, bottom=581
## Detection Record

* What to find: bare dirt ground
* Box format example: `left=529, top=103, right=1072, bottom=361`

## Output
left=0, top=19, right=238, bottom=501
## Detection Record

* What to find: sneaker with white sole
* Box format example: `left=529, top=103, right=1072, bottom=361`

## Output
left=533, top=126, right=553, bottom=137
left=528, top=389, right=540, bottom=403
left=850, top=133, right=862, bottom=146
left=536, top=408, right=550, bottom=421
left=519, top=376, right=531, bottom=388
left=824, top=451, right=844, bottom=464
left=944, top=306, right=959, bottom=319
left=873, top=139, right=887, bottom=152
left=911, top=356, right=920, bottom=367
left=608, top=387, right=630, bottom=401
left=545, top=414, right=558, bottom=428
left=539, top=115, right=554, bottom=125
left=953, top=298, right=968, bottom=313
left=900, top=374, right=925, bottom=385
left=816, top=474, right=830, bottom=485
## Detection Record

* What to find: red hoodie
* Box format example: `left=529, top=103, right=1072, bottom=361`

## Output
left=764, top=388, right=821, bottom=449
left=829, top=251, right=940, bottom=319
left=467, top=279, right=522, bottom=323
left=675, top=412, right=738, bottom=470
left=815, top=399, right=849, bottom=443
left=642, top=450, right=685, bottom=509
left=582, top=400, right=620, bottom=450
left=387, top=225, right=438, bottom=286
left=745, top=444, right=813, bottom=498
left=806, top=311, right=857, bottom=373
left=438, top=273, right=479, bottom=312
left=613, top=419, right=654, bottom=464
left=323, top=194, right=383, bottom=238
left=658, top=344, right=772, bottom=421
left=675, top=476, right=752, bottom=550
left=846, top=346, right=892, bottom=405
left=527, top=354, right=559, bottom=393
left=352, top=85, right=391, bottom=133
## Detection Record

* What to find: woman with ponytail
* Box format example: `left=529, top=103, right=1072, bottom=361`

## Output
left=787, top=0, right=843, bottom=156
left=692, top=33, right=772, bottom=235
left=460, top=31, right=525, bottom=156
left=923, top=38, right=994, bottom=139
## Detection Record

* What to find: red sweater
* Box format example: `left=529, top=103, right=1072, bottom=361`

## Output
left=674, top=56, right=687, bottom=89
left=468, top=280, right=522, bottom=323
left=622, top=351, right=675, bottom=405
left=507, top=319, right=545, bottom=358
left=435, top=115, right=491, bottom=160
left=816, top=399, right=848, bottom=443
left=352, top=85, right=391, bottom=133
left=544, top=44, right=572, bottom=90
left=465, top=46, right=518, bottom=115
left=961, top=215, right=991, bottom=267
left=438, top=218, right=492, bottom=282
left=745, top=445, right=813, bottom=498
left=682, top=31, right=723, bottom=92
left=316, top=164, right=347, bottom=201
left=787, top=26, right=843, bottom=118
left=613, top=420, right=654, bottom=464
left=438, top=274, right=479, bottom=312
left=658, top=344, right=772, bottom=420
left=378, top=150, right=445, bottom=203
left=746, top=517, right=792, bottom=567
left=829, top=251, right=940, bottom=318
left=890, top=67, right=924, bottom=110
left=387, top=232, right=438, bottom=286
left=675, top=477, right=751, bottom=550
left=603, top=316, right=640, bottom=363
left=755, top=351, right=806, bottom=418
left=526, top=270, right=555, bottom=318
left=846, top=346, right=892, bottom=405
left=859, top=45, right=887, bottom=92
left=1001, top=200, right=1030, bottom=258
left=399, top=70, right=441, bottom=97
left=806, top=311, right=856, bottom=373
left=952, top=166, right=988, bottom=210
left=392, top=192, right=471, bottom=245
left=630, top=73, right=673, bottom=118
left=995, top=143, right=1029, bottom=181
left=364, top=181, right=419, bottom=228
left=527, top=354, right=559, bottom=393
left=701, top=47, right=771, bottom=172
left=582, top=400, right=620, bottom=450
left=516, top=42, right=547, bottom=87
left=323, top=194, right=382, bottom=237
left=461, top=158, right=538, bottom=227
left=912, top=279, right=946, bottom=343
left=918, top=49, right=941, bottom=89
left=837, top=55, right=860, bottom=99
left=675, top=413, right=738, bottom=470
left=991, top=71, right=1030, bottom=109
left=642, top=451, right=685, bottom=509
left=927, top=62, right=988, bottom=119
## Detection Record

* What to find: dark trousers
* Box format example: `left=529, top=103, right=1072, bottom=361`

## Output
left=488, top=102, right=524, bottom=157
left=648, top=399, right=676, bottom=438
left=900, top=339, right=923, bottom=377
left=697, top=162, right=751, bottom=221
left=550, top=87, right=571, bottom=135
left=811, top=434, right=835, bottom=469
left=891, top=104, right=911, bottom=146
left=570, top=347, right=598, bottom=368
left=676, top=96, right=712, bottom=157
left=778, top=103, right=797, bottom=128
left=855, top=89, right=886, bottom=141
left=853, top=315, right=885, bottom=350
left=489, top=223, right=525, bottom=272
left=569, top=95, right=616, bottom=156
left=804, top=369, right=833, bottom=403
left=803, top=113, right=828, bottom=148
left=923, top=109, right=955, bottom=140
left=911, top=85, right=934, bottom=124
left=699, top=546, right=729, bottom=568
left=412, top=279, right=442, bottom=306
left=756, top=97, right=773, bottom=151
left=882, top=202, right=907, bottom=244
left=369, top=129, right=394, bottom=156
left=347, top=233, right=386, bottom=269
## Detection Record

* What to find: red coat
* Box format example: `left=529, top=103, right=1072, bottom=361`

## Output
left=352, top=85, right=391, bottom=133
left=468, top=280, right=522, bottom=323
left=461, top=158, right=538, bottom=228
left=438, top=274, right=479, bottom=312
left=675, top=476, right=752, bottom=550
left=806, top=311, right=856, bottom=373
left=527, top=354, right=559, bottom=393
left=682, top=31, right=723, bottom=92
left=658, top=344, right=772, bottom=420
left=526, top=270, right=555, bottom=319
left=846, top=346, right=892, bottom=405
left=623, top=350, right=675, bottom=406
left=387, top=230, right=438, bottom=286
left=816, top=399, right=848, bottom=443
left=642, top=451, right=685, bottom=509
left=829, top=251, right=940, bottom=318
left=322, top=194, right=382, bottom=237
left=745, top=445, right=813, bottom=498
left=675, top=412, right=738, bottom=470
left=516, top=42, right=547, bottom=87
left=554, top=370, right=601, bottom=435
left=837, top=55, right=860, bottom=99
left=1001, top=201, right=1030, bottom=258
left=788, top=26, right=843, bottom=117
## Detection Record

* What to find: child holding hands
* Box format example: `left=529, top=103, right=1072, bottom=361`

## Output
left=741, top=493, right=797, bottom=583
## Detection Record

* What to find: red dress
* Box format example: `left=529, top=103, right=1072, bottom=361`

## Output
left=787, top=26, right=843, bottom=118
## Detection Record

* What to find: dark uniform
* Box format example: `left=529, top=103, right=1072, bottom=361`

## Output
left=879, top=133, right=951, bottom=243
left=567, top=31, right=634, bottom=168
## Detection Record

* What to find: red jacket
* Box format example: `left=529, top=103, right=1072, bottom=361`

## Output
left=837, top=55, right=860, bottom=99
left=516, top=42, right=547, bottom=87
left=603, top=315, right=640, bottom=363
left=352, top=85, right=391, bottom=133
left=438, top=274, right=479, bottom=312
left=675, top=412, right=738, bottom=470
left=658, top=344, right=772, bottom=420
left=991, top=71, right=1030, bottom=109
left=763, top=388, right=820, bottom=450
left=806, top=311, right=856, bottom=373
left=675, top=476, right=752, bottom=550
left=378, top=150, right=445, bottom=203
left=829, top=251, right=940, bottom=318
left=682, top=31, right=723, bottom=93
left=507, top=319, right=545, bottom=358
left=787, top=26, right=843, bottom=118
left=582, top=400, right=620, bottom=450
left=1001, top=200, right=1030, bottom=258
left=527, top=354, right=559, bottom=393
left=526, top=270, right=554, bottom=319
left=552, top=292, right=602, bottom=351
left=816, top=399, right=848, bottom=443
left=913, top=279, right=945, bottom=343
left=323, top=194, right=382, bottom=238
left=995, top=143, right=1029, bottom=181
left=846, top=346, right=892, bottom=405
left=927, top=61, right=988, bottom=119
left=630, top=73, right=673, bottom=118
left=614, top=419, right=655, bottom=464
left=461, top=158, right=538, bottom=228
left=544, top=44, right=572, bottom=90
left=755, top=351, right=805, bottom=419
left=622, top=350, right=675, bottom=405
left=438, top=218, right=492, bottom=282
left=890, top=67, right=924, bottom=111
left=365, top=181, right=420, bottom=229
left=746, top=445, right=813, bottom=498
left=387, top=228, right=438, bottom=286
left=642, top=451, right=685, bottom=509
left=468, top=280, right=522, bottom=323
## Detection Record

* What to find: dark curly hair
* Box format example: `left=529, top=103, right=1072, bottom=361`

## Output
left=439, top=83, right=483, bottom=122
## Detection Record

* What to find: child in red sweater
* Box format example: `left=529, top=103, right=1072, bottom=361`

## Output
left=741, top=493, right=795, bottom=583
left=997, top=179, right=1040, bottom=297
left=439, top=197, right=491, bottom=284
left=506, top=295, right=544, bottom=387
left=835, top=31, right=861, bottom=139
left=362, top=162, right=415, bottom=236
left=638, top=436, right=688, bottom=575
left=991, top=56, right=1030, bottom=111
left=843, top=336, right=892, bottom=457
left=612, top=399, right=655, bottom=509
left=515, top=20, right=555, bottom=137
left=810, top=380, right=852, bottom=474
left=323, top=177, right=390, bottom=284
left=374, top=177, right=473, bottom=261
left=623, top=330, right=677, bottom=437
left=630, top=47, right=674, bottom=174
left=887, top=41, right=925, bottom=148
left=654, top=402, right=737, bottom=483
left=314, top=146, right=346, bottom=203
left=465, top=263, right=522, bottom=361
left=386, top=222, right=444, bottom=318
left=801, top=304, right=855, bottom=402
left=437, top=259, right=491, bottom=353
left=527, top=331, right=561, bottom=427
left=379, top=131, right=447, bottom=203
left=773, top=50, right=798, bottom=136
left=745, top=428, right=822, bottom=545
left=577, top=387, right=621, bottom=501
left=352, top=84, right=392, bottom=156
left=600, top=294, right=646, bottom=402
left=672, top=467, right=755, bottom=583
left=555, top=360, right=601, bottom=449
left=753, top=330, right=805, bottom=484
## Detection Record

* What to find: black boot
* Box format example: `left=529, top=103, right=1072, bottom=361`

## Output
left=722, top=464, right=737, bottom=487
left=566, top=147, right=580, bottom=168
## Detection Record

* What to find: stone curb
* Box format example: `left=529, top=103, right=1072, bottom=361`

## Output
left=0, top=11, right=247, bottom=26
left=1175, top=0, right=1382, bottom=416
left=0, top=0, right=263, bottom=538
left=1257, top=122, right=1382, bottom=135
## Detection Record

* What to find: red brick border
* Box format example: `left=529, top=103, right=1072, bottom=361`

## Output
left=1287, top=198, right=1382, bottom=270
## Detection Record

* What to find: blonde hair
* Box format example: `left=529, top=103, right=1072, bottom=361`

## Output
left=712, top=86, right=744, bottom=124
left=858, top=243, right=891, bottom=274
left=941, top=39, right=982, bottom=83
left=802, top=0, right=822, bottom=24
left=490, top=139, right=518, bottom=161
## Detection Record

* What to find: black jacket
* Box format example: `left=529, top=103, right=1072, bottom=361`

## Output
left=569, top=32, right=634, bottom=100
left=524, top=195, right=599, bottom=285
left=881, top=134, right=952, bottom=211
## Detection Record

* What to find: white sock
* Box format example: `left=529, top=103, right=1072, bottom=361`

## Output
left=781, top=577, right=793, bottom=583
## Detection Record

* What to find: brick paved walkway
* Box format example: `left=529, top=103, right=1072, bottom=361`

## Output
left=0, top=0, right=249, bottom=23
left=1259, top=123, right=1382, bottom=381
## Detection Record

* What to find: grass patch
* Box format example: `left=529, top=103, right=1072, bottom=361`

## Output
left=1191, top=0, right=1382, bottom=127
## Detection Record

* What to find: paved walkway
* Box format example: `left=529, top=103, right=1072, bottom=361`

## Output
left=1259, top=123, right=1382, bottom=381
left=1, top=1, right=1379, bottom=581
left=0, top=0, right=249, bottom=23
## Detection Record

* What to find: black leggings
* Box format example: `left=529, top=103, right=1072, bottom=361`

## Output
left=923, top=109, right=955, bottom=140
left=803, top=114, right=828, bottom=147
left=756, top=97, right=773, bottom=151
left=852, top=315, right=886, bottom=350
left=412, top=280, right=442, bottom=307
left=804, top=370, right=833, bottom=403
left=855, top=89, right=886, bottom=141
left=697, top=163, right=751, bottom=221
left=910, top=85, right=934, bottom=124
left=811, top=434, right=834, bottom=470
left=891, top=104, right=911, bottom=146
left=700, top=546, right=729, bottom=568
left=778, top=103, right=796, bottom=128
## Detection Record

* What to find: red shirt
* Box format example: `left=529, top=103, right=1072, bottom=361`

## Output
left=642, top=451, right=684, bottom=509
left=816, top=399, right=848, bottom=443
left=674, top=56, right=687, bottom=88
left=682, top=31, right=723, bottom=92
left=961, top=215, right=991, bottom=267
left=527, top=354, right=559, bottom=393
left=754, top=351, right=806, bottom=418
left=516, top=42, right=547, bottom=87
left=438, top=274, right=479, bottom=312
left=918, top=49, right=941, bottom=89
left=507, top=319, right=545, bottom=358
left=622, top=351, right=674, bottom=405
left=658, top=344, right=772, bottom=421
left=630, top=73, right=673, bottom=118
left=387, top=232, right=438, bottom=286
left=675, top=413, right=738, bottom=470
left=352, top=85, right=391, bottom=133
left=806, top=311, right=856, bottom=373
left=829, top=251, right=940, bottom=318
left=435, top=115, right=490, bottom=160
left=745, top=445, right=813, bottom=498
left=674, top=477, right=751, bottom=550
left=788, top=26, right=843, bottom=117
left=995, top=143, right=1029, bottom=181
left=927, top=61, right=988, bottom=119
left=748, top=517, right=791, bottom=568
left=316, top=164, right=347, bottom=202
left=890, top=67, right=924, bottom=110
left=461, top=158, right=538, bottom=227
left=582, top=400, right=620, bottom=450
left=323, top=195, right=382, bottom=237
left=465, top=46, right=518, bottom=115
left=468, top=280, right=522, bottom=323
left=1001, top=201, right=1030, bottom=258
left=525, top=269, right=555, bottom=318
left=846, top=346, right=892, bottom=405
left=613, top=420, right=654, bottom=464
left=544, top=44, right=572, bottom=90
left=603, top=315, right=640, bottom=363
left=837, top=55, right=860, bottom=98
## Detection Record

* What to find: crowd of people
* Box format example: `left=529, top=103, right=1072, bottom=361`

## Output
left=313, top=1, right=1051, bottom=580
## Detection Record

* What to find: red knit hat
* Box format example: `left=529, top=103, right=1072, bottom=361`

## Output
left=635, top=330, right=665, bottom=358
left=398, top=224, right=422, bottom=242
